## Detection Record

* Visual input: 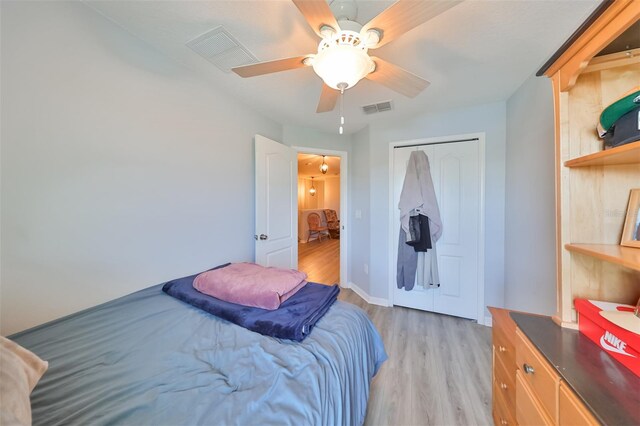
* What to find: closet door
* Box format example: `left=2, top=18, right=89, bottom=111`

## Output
left=392, top=145, right=435, bottom=312
left=391, top=141, right=480, bottom=320
left=430, top=141, right=480, bottom=319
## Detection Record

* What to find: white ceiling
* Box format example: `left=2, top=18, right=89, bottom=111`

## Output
left=298, top=153, right=341, bottom=178
left=87, top=0, right=599, bottom=134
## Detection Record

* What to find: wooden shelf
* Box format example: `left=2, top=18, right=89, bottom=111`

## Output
left=564, top=141, right=640, bottom=167
left=565, top=244, right=640, bottom=271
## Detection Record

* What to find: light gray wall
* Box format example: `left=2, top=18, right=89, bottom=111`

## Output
left=282, top=124, right=351, bottom=151
left=504, top=75, right=556, bottom=315
left=350, top=102, right=507, bottom=315
left=0, top=1, right=282, bottom=335
left=349, top=127, right=370, bottom=293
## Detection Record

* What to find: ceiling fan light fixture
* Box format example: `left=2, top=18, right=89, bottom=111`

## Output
left=312, top=30, right=374, bottom=90
left=234, top=0, right=451, bottom=114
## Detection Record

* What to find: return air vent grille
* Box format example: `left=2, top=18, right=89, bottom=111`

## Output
left=186, top=26, right=258, bottom=73
left=362, top=100, right=393, bottom=114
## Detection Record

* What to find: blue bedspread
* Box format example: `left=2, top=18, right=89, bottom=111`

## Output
left=10, top=283, right=387, bottom=425
left=163, top=269, right=340, bottom=341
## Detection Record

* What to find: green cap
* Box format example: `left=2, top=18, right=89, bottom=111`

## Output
left=600, top=87, right=640, bottom=131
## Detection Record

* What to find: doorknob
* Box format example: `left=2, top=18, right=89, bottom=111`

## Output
left=259, top=234, right=268, bottom=240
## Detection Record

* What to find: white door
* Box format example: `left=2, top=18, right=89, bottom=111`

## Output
left=255, top=135, right=297, bottom=269
left=391, top=140, right=481, bottom=320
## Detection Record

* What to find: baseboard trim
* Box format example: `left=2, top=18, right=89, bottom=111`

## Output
left=484, top=316, right=492, bottom=327
left=348, top=282, right=390, bottom=307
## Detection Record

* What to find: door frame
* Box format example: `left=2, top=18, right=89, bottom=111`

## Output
left=293, top=146, right=348, bottom=287
left=387, top=132, right=487, bottom=325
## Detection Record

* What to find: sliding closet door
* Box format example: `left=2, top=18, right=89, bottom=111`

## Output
left=391, top=140, right=481, bottom=320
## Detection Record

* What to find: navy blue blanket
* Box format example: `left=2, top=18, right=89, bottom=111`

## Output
left=162, top=266, right=340, bottom=341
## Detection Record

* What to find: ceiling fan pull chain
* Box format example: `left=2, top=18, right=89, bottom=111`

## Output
left=339, top=86, right=345, bottom=135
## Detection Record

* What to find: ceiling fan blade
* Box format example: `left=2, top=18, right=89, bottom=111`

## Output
left=366, top=57, right=430, bottom=98
left=232, top=56, right=312, bottom=78
left=292, top=0, right=340, bottom=38
left=362, top=0, right=462, bottom=49
left=316, top=84, right=339, bottom=113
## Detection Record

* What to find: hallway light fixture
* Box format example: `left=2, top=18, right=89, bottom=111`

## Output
left=320, top=156, right=329, bottom=174
left=309, top=177, right=316, bottom=196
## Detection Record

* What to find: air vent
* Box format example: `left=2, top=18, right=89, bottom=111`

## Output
left=362, top=104, right=378, bottom=114
left=186, top=26, right=258, bottom=73
left=362, top=100, right=393, bottom=114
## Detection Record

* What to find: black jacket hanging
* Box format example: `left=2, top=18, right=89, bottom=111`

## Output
left=406, top=214, right=432, bottom=252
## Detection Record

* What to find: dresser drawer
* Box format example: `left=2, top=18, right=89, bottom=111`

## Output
left=516, top=369, right=554, bottom=426
left=493, top=378, right=516, bottom=426
left=516, top=328, right=559, bottom=420
left=494, top=327, right=516, bottom=373
left=559, top=382, right=599, bottom=426
left=494, top=350, right=516, bottom=419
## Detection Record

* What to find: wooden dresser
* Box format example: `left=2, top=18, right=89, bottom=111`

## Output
left=491, top=307, right=517, bottom=426
left=489, top=307, right=640, bottom=426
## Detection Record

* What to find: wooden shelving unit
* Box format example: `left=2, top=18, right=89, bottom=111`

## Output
left=565, top=244, right=640, bottom=272
left=564, top=141, right=640, bottom=168
left=542, top=0, right=640, bottom=327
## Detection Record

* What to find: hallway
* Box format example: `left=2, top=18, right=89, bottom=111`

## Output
left=298, top=238, right=340, bottom=285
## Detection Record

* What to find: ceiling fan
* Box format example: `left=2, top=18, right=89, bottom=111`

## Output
left=232, top=0, right=462, bottom=114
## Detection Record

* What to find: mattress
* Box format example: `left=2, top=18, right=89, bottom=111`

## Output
left=10, top=283, right=387, bottom=425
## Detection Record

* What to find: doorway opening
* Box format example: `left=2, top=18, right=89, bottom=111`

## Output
left=296, top=150, right=346, bottom=286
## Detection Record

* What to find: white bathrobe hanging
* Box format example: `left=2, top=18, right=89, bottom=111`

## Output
left=398, top=150, right=442, bottom=288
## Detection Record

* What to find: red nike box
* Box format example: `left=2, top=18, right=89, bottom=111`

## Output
left=575, top=299, right=639, bottom=377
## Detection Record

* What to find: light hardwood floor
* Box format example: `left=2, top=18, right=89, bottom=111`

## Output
left=298, top=238, right=340, bottom=284
left=338, top=289, right=493, bottom=426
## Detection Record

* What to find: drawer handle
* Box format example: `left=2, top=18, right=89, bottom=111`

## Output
left=500, top=418, right=508, bottom=425
left=523, top=363, right=535, bottom=375
left=498, top=345, right=506, bottom=353
left=500, top=382, right=508, bottom=390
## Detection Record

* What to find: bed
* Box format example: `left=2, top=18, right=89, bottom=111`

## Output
left=10, top=280, right=387, bottom=425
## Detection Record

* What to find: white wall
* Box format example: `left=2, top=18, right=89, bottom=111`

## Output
left=350, top=102, right=507, bottom=314
left=323, top=176, right=340, bottom=217
left=504, top=75, right=556, bottom=315
left=349, top=127, right=371, bottom=294
left=282, top=124, right=351, bottom=152
left=0, top=1, right=282, bottom=335
left=300, top=178, right=324, bottom=210
left=297, top=178, right=306, bottom=210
